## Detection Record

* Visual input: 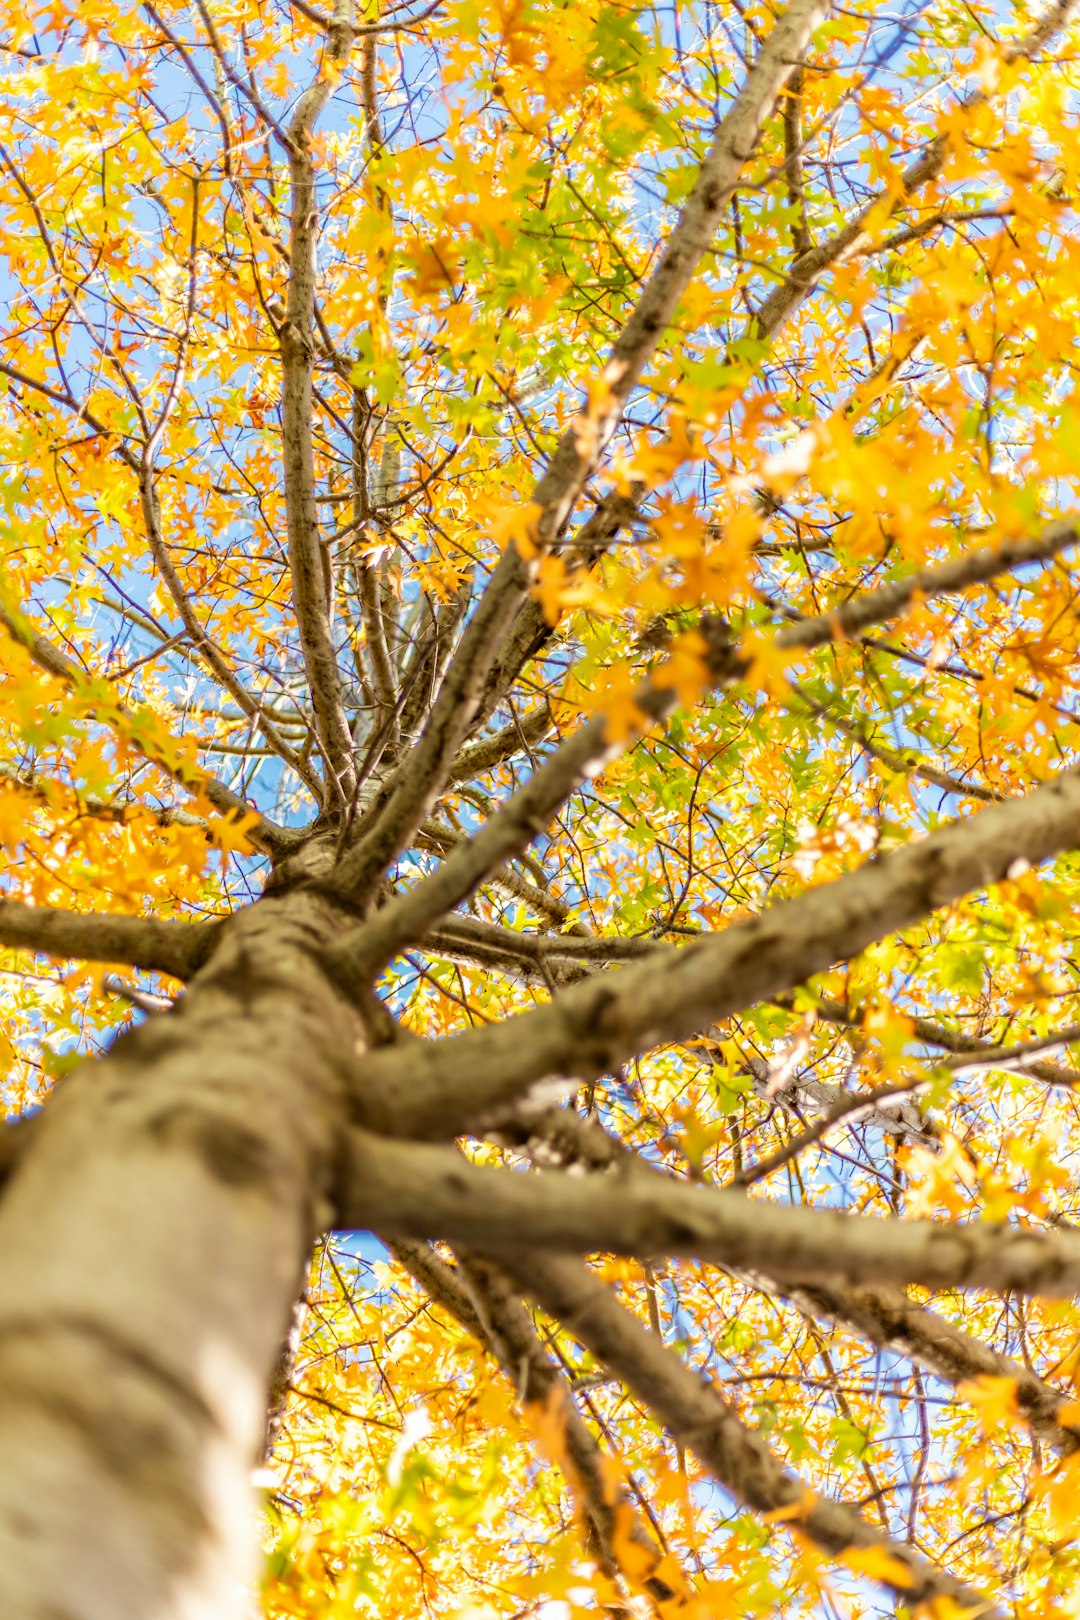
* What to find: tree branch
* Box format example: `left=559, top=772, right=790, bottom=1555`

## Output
left=338, top=727, right=1080, bottom=1137
left=786, top=1281, right=1080, bottom=1455
left=501, top=1254, right=996, bottom=1613
left=397, top=586, right=473, bottom=751
left=328, top=518, right=1079, bottom=981
left=781, top=65, right=811, bottom=257
left=731, top=1077, right=932, bottom=1185
left=456, top=0, right=1080, bottom=723
left=0, top=595, right=297, bottom=860
left=280, top=0, right=359, bottom=806
left=786, top=680, right=1003, bottom=803
left=340, top=1129, right=1080, bottom=1301
left=139, top=482, right=321, bottom=800
left=750, top=0, right=1080, bottom=339
left=329, top=0, right=826, bottom=898
left=446, top=706, right=555, bottom=784
left=394, top=1242, right=679, bottom=1607
left=140, top=457, right=323, bottom=801
left=807, top=998, right=1080, bottom=1089
left=0, top=900, right=218, bottom=980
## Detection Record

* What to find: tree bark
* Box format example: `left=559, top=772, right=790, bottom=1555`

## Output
left=0, top=891, right=360, bottom=1620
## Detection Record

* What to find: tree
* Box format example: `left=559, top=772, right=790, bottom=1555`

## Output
left=3, top=0, right=1080, bottom=1612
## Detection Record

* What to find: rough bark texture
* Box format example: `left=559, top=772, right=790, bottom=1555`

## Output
left=341, top=1128, right=1080, bottom=1300
left=0, top=892, right=362, bottom=1620
left=343, top=763, right=1080, bottom=1138
left=0, top=900, right=218, bottom=980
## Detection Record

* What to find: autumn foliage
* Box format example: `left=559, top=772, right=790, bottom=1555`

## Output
left=4, top=0, right=1080, bottom=1616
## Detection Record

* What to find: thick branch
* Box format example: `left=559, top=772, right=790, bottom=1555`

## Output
left=134, top=174, right=317, bottom=800
left=501, top=1255, right=996, bottom=1613
left=343, top=738, right=1080, bottom=1138
left=350, top=367, right=399, bottom=746
left=329, top=519, right=1079, bottom=982
left=0, top=890, right=365, bottom=1617
left=781, top=65, right=811, bottom=257
left=447, top=705, right=554, bottom=784
left=357, top=557, right=399, bottom=739
left=395, top=1242, right=678, bottom=1608
left=423, top=924, right=939, bottom=1145
left=397, top=586, right=473, bottom=750
left=420, top=914, right=604, bottom=982
left=330, top=0, right=826, bottom=897
left=0, top=900, right=218, bottom=980
left=788, top=1281, right=1080, bottom=1454
left=340, top=1129, right=1080, bottom=1301
left=281, top=0, right=358, bottom=804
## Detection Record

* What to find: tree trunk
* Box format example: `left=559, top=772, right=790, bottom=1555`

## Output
left=0, top=889, right=360, bottom=1620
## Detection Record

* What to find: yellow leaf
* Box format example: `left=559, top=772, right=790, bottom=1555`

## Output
left=740, top=632, right=796, bottom=701
left=903, top=1131, right=978, bottom=1219
left=654, top=629, right=710, bottom=708
left=841, top=1543, right=915, bottom=1589
left=761, top=1486, right=816, bottom=1524
left=205, top=809, right=262, bottom=857
left=597, top=666, right=650, bottom=747
left=650, top=497, right=707, bottom=561
left=522, top=1386, right=572, bottom=1474
left=614, top=414, right=699, bottom=492
left=609, top=1497, right=668, bottom=1588
left=1033, top=1452, right=1080, bottom=1543
left=957, top=1374, right=1022, bottom=1433
left=531, top=555, right=615, bottom=625
left=405, top=237, right=460, bottom=300
left=491, top=500, right=543, bottom=560
left=915, top=1599, right=990, bottom=1620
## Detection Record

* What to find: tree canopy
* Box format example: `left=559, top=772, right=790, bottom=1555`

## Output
left=3, top=0, right=1080, bottom=1614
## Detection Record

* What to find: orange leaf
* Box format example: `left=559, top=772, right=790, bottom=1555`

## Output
left=957, top=1374, right=1022, bottom=1433
left=491, top=500, right=543, bottom=560
left=841, top=1544, right=915, bottom=1589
